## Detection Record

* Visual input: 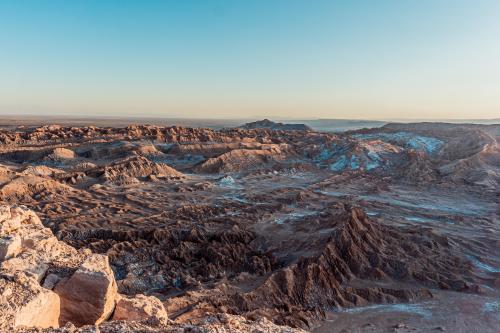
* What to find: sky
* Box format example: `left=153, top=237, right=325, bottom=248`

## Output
left=0, top=0, right=499, bottom=120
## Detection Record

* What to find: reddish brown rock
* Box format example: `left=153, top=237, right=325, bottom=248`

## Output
left=55, top=254, right=118, bottom=326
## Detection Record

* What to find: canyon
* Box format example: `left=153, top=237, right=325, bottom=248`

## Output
left=0, top=120, right=498, bottom=332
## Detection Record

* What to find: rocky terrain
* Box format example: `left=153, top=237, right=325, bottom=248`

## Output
left=0, top=121, right=498, bottom=332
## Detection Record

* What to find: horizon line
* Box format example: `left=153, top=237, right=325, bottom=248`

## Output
left=0, top=112, right=499, bottom=123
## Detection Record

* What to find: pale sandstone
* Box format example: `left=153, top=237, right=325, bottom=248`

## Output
left=112, top=294, right=168, bottom=324
left=11, top=313, right=307, bottom=333
left=0, top=205, right=83, bottom=282
left=1, top=250, right=49, bottom=281
left=0, top=205, right=22, bottom=234
left=56, top=254, right=118, bottom=326
left=0, top=234, right=21, bottom=260
left=0, top=206, right=104, bottom=329
left=0, top=272, right=60, bottom=329
left=50, top=148, right=76, bottom=159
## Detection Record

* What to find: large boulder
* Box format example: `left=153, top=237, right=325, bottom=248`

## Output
left=55, top=254, right=118, bottom=326
left=112, top=294, right=168, bottom=325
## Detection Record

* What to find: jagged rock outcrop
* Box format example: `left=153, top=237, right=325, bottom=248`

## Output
left=0, top=206, right=118, bottom=329
left=0, top=124, right=260, bottom=146
left=0, top=175, right=74, bottom=202
left=0, top=206, right=83, bottom=279
left=226, top=207, right=472, bottom=327
left=0, top=206, right=72, bottom=329
left=21, top=165, right=65, bottom=177
left=47, top=148, right=76, bottom=160
left=65, top=222, right=276, bottom=296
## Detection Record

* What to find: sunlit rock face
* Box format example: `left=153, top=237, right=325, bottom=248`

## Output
left=55, top=254, right=118, bottom=326
left=112, top=294, right=168, bottom=324
left=0, top=206, right=64, bottom=329
left=0, top=206, right=112, bottom=329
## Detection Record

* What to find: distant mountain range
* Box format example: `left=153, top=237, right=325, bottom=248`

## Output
left=1, top=115, right=497, bottom=133
left=237, top=119, right=313, bottom=131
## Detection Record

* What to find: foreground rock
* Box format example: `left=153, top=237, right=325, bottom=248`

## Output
left=112, top=294, right=168, bottom=325
left=0, top=206, right=69, bottom=329
left=0, top=206, right=115, bottom=329
left=0, top=233, right=21, bottom=260
left=0, top=206, right=298, bottom=333
left=0, top=272, right=60, bottom=329
left=55, top=254, right=117, bottom=326
left=14, top=314, right=307, bottom=333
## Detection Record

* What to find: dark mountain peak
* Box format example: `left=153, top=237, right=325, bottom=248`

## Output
left=238, top=119, right=312, bottom=131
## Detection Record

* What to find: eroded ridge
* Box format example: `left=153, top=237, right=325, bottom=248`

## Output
left=0, top=205, right=305, bottom=333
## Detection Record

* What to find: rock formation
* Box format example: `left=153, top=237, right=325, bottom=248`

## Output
left=195, top=146, right=289, bottom=173
left=0, top=205, right=76, bottom=330
left=0, top=206, right=302, bottom=333
left=112, top=294, right=168, bottom=324
left=0, top=175, right=74, bottom=202
left=55, top=254, right=117, bottom=326
left=0, top=206, right=160, bottom=330
left=13, top=314, right=307, bottom=333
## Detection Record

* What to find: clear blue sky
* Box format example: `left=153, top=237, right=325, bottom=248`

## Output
left=1, top=0, right=499, bottom=119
